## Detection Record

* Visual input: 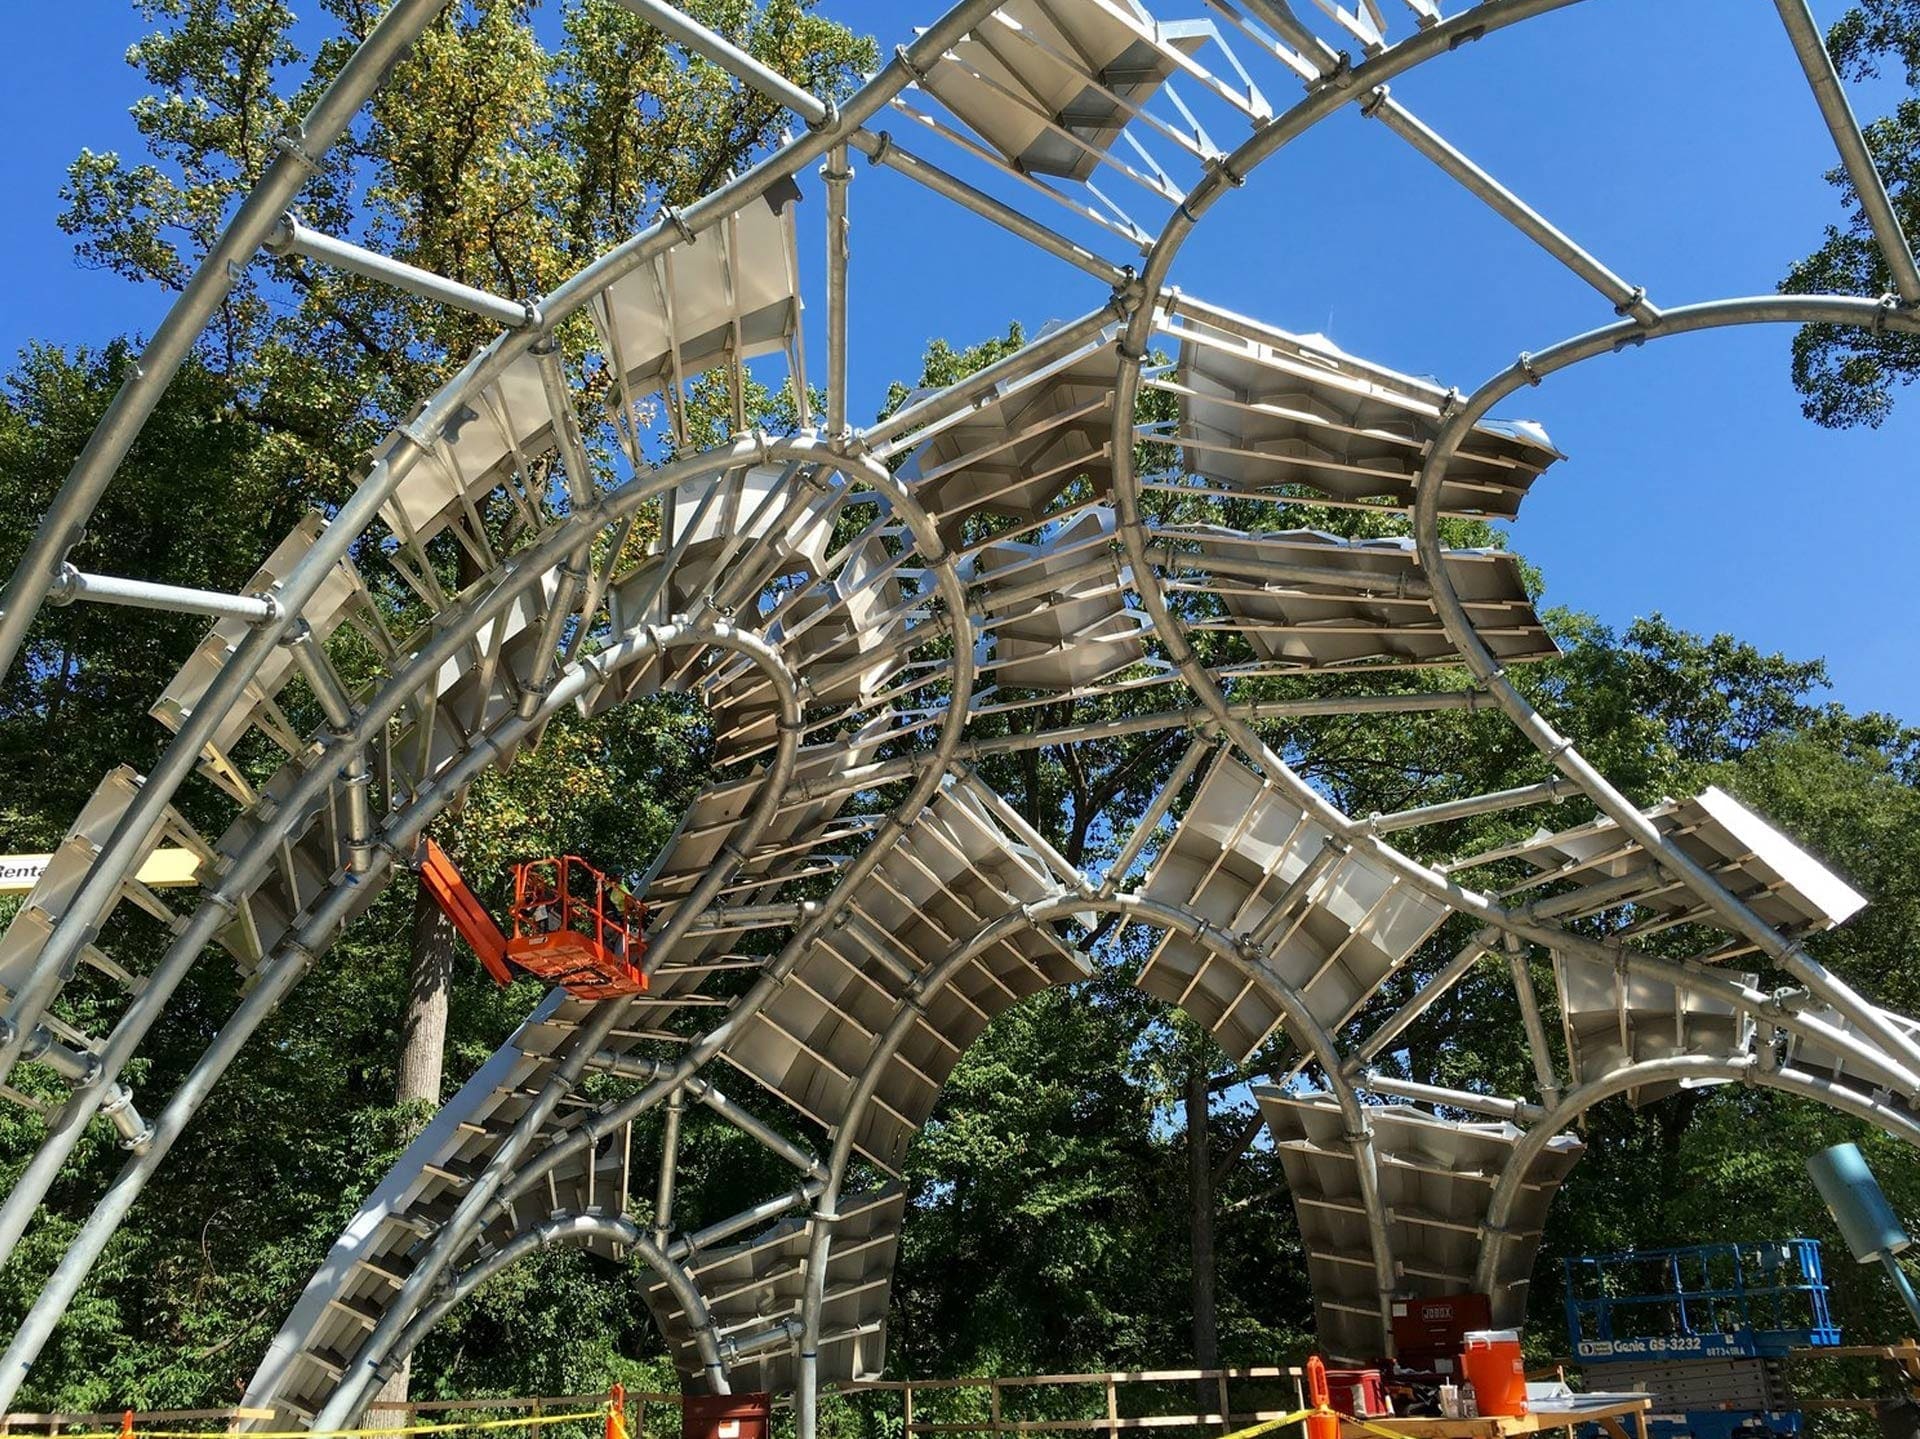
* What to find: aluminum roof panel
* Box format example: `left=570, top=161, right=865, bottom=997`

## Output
left=969, top=506, right=1154, bottom=689
left=919, top=1, right=1208, bottom=182
left=667, top=464, right=834, bottom=575
left=1138, top=754, right=1450, bottom=1054
left=1165, top=306, right=1559, bottom=517
left=645, top=1187, right=902, bottom=1394
left=1175, top=527, right=1557, bottom=670
left=588, top=190, right=801, bottom=399
left=1783, top=1004, right=1920, bottom=1094
left=1556, top=951, right=1757, bottom=1102
left=898, top=332, right=1121, bottom=540
left=377, top=351, right=553, bottom=546
left=1477, top=785, right=1867, bottom=944
left=1258, top=1089, right=1582, bottom=1350
left=152, top=512, right=369, bottom=792
left=721, top=779, right=1084, bottom=1168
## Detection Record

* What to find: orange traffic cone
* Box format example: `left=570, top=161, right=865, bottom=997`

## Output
left=606, top=1385, right=628, bottom=1439
left=1306, top=1356, right=1340, bottom=1439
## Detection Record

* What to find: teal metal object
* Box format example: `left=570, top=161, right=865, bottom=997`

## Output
left=1808, top=1142, right=1911, bottom=1262
left=1807, top=1141, right=1920, bottom=1331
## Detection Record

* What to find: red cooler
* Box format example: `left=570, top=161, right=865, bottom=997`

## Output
left=1324, top=1369, right=1390, bottom=1418
left=682, top=1393, right=772, bottom=1439
left=1460, top=1330, right=1527, bottom=1417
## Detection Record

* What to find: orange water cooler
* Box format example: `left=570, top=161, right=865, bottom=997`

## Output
left=1460, top=1329, right=1527, bottom=1417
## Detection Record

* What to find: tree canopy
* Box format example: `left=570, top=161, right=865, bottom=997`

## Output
left=1784, top=0, right=1920, bottom=426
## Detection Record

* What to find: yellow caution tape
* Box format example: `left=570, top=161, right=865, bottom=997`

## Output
left=56, top=1409, right=607, bottom=1439
left=1219, top=1409, right=1317, bottom=1439
left=60, top=1398, right=1454, bottom=1439
left=1217, top=1404, right=1460, bottom=1439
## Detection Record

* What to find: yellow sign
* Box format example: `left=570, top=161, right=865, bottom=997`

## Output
left=0, top=848, right=202, bottom=897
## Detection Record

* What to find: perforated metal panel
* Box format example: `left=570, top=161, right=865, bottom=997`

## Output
left=1164, top=300, right=1560, bottom=517
left=1172, top=527, right=1556, bottom=670
left=1258, top=1089, right=1583, bottom=1360
left=1140, top=752, right=1450, bottom=1058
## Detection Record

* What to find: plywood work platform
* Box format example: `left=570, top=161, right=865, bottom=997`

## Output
left=1340, top=1398, right=1652, bottom=1439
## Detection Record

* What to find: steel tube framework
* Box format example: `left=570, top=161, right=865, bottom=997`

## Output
left=2, top=0, right=1917, bottom=1427
left=0, top=0, right=459, bottom=685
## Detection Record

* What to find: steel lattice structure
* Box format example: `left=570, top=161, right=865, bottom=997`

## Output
left=1, top=0, right=1917, bottom=1429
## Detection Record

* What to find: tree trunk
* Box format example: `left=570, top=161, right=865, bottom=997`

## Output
left=396, top=879, right=456, bottom=1109
left=1188, top=1060, right=1220, bottom=1373
left=381, top=538, right=483, bottom=1411
left=375, top=878, right=458, bottom=1409
left=370, top=1360, right=413, bottom=1420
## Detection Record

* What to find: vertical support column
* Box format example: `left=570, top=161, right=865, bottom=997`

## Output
left=823, top=144, right=852, bottom=444
left=796, top=1193, right=834, bottom=1439
left=653, top=1092, right=684, bottom=1249
left=1507, top=937, right=1563, bottom=1108
left=1337, top=1102, right=1398, bottom=1362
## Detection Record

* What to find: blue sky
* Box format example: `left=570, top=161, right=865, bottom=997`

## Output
left=3, top=0, right=1916, bottom=719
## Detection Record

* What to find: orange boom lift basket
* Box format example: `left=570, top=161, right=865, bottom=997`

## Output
left=418, top=841, right=648, bottom=1001
left=506, top=855, right=648, bottom=1000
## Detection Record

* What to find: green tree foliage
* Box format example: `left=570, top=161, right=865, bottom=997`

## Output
left=0, top=342, right=299, bottom=835
left=1782, top=0, right=1920, bottom=426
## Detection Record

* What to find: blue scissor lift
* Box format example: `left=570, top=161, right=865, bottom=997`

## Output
left=1566, top=1240, right=1843, bottom=1439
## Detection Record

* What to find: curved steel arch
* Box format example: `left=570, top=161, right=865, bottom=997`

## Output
left=0, top=0, right=1914, bottom=1426
left=0, top=594, right=812, bottom=1405
left=1409, top=296, right=1920, bottom=1076
left=383, top=1213, right=733, bottom=1397
left=316, top=885, right=1373, bottom=1423
left=1473, top=1054, right=1920, bottom=1294
left=793, top=887, right=1408, bottom=1438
